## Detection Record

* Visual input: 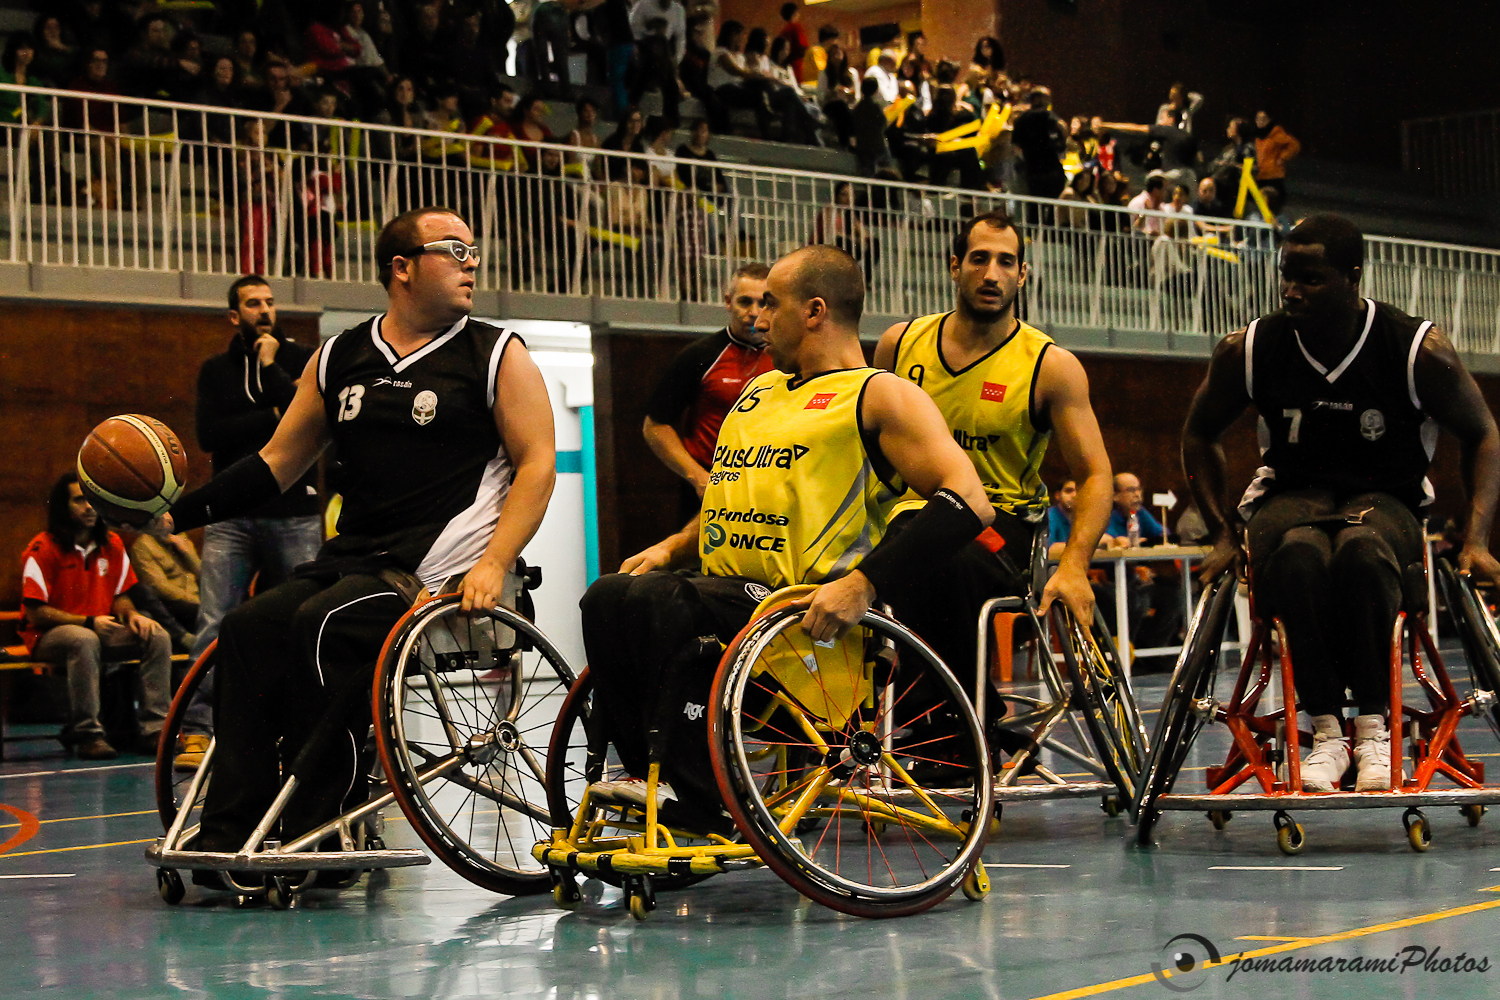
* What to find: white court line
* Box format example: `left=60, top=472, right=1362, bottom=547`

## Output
left=0, top=762, right=153, bottom=780
left=1210, top=865, right=1344, bottom=871
left=0, top=873, right=76, bottom=879
left=988, top=863, right=1072, bottom=869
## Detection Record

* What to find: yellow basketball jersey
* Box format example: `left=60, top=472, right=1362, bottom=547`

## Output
left=700, top=368, right=903, bottom=587
left=891, top=312, right=1054, bottom=516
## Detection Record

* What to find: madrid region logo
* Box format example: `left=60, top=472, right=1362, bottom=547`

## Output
left=1151, top=934, right=1222, bottom=992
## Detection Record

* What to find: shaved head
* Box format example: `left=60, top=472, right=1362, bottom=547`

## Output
left=784, top=244, right=865, bottom=328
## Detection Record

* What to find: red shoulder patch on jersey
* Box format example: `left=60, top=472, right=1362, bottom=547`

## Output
left=981, top=382, right=1007, bottom=402
left=804, top=392, right=836, bottom=410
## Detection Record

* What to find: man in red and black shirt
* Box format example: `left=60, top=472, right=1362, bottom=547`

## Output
left=20, top=474, right=172, bottom=760
left=643, top=262, right=772, bottom=521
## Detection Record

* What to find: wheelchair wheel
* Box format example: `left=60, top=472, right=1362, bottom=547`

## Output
left=1436, top=561, right=1500, bottom=734
left=1132, top=574, right=1237, bottom=845
left=708, top=605, right=992, bottom=918
left=1055, top=605, right=1149, bottom=809
left=155, top=641, right=216, bottom=831
left=373, top=594, right=576, bottom=896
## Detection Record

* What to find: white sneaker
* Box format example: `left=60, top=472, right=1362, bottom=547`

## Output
left=1300, top=715, right=1349, bottom=792
left=1353, top=715, right=1399, bottom=791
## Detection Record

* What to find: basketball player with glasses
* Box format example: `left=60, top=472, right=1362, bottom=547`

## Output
left=160, top=208, right=557, bottom=867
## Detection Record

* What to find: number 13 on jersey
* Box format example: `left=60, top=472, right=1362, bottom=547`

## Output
left=338, top=384, right=365, bottom=422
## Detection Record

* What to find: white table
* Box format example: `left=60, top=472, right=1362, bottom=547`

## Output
left=1088, top=545, right=1213, bottom=678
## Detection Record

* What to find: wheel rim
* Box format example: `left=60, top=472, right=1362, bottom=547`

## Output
left=379, top=598, right=574, bottom=889
left=719, top=609, right=992, bottom=904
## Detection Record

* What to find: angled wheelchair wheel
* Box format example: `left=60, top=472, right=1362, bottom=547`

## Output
left=1055, top=605, right=1149, bottom=810
left=708, top=604, right=993, bottom=918
left=373, top=594, right=576, bottom=896
left=1436, top=561, right=1500, bottom=735
left=155, top=641, right=216, bottom=831
left=1132, top=573, right=1237, bottom=845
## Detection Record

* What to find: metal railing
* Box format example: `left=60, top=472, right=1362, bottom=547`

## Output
left=1403, top=109, right=1500, bottom=197
left=6, top=83, right=1500, bottom=354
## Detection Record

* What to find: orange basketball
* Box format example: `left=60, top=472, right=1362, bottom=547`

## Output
left=76, top=415, right=189, bottom=527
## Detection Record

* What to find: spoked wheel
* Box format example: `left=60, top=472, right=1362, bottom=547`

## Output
left=542, top=668, right=716, bottom=892
left=1132, top=574, right=1237, bottom=846
left=1436, top=561, right=1500, bottom=736
left=1056, top=606, right=1149, bottom=810
left=709, top=605, right=993, bottom=918
left=155, top=641, right=217, bottom=832
left=373, top=594, right=576, bottom=896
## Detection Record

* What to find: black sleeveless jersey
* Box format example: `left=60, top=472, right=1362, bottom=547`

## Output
left=317, top=314, right=519, bottom=586
left=1239, top=298, right=1436, bottom=516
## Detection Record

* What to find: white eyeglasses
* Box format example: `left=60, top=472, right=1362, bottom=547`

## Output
left=399, top=239, right=481, bottom=264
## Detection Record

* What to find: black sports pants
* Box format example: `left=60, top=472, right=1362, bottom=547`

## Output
left=579, top=571, right=760, bottom=808
left=197, top=573, right=408, bottom=852
left=1246, top=489, right=1424, bottom=717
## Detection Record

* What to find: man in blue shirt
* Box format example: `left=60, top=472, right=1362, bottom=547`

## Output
left=1104, top=472, right=1164, bottom=547
left=1047, top=478, right=1076, bottom=557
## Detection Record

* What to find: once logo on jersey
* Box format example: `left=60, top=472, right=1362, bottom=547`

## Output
left=981, top=382, right=1007, bottom=402
left=1360, top=408, right=1386, bottom=441
left=702, top=521, right=727, bottom=552
left=412, top=390, right=438, bottom=426
left=804, top=392, right=836, bottom=410
left=726, top=532, right=787, bottom=552
left=712, top=443, right=810, bottom=470
left=702, top=507, right=791, bottom=527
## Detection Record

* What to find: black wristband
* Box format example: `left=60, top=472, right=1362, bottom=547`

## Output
left=169, top=453, right=283, bottom=532
left=858, top=488, right=985, bottom=602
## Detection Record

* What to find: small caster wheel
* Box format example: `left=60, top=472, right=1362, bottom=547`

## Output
left=1461, top=804, right=1486, bottom=828
left=1273, top=811, right=1304, bottom=856
left=961, top=862, right=990, bottom=901
left=625, top=874, right=656, bottom=921
left=267, top=875, right=296, bottom=910
left=157, top=868, right=185, bottom=905
left=1100, top=796, right=1122, bottom=818
left=628, top=892, right=651, bottom=921
left=1208, top=810, right=1232, bottom=831
left=1403, top=808, right=1432, bottom=852
left=366, top=836, right=386, bottom=851
left=865, top=820, right=886, bottom=838
left=552, top=870, right=582, bottom=909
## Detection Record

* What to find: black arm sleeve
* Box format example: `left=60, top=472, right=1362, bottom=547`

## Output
left=643, top=333, right=726, bottom=426
left=856, top=488, right=984, bottom=604
left=169, top=453, right=284, bottom=532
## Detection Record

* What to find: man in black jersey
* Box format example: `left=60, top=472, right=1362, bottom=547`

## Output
left=1183, top=214, right=1500, bottom=792
left=162, top=207, right=556, bottom=867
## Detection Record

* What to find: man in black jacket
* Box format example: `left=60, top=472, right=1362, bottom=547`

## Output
left=174, top=276, right=324, bottom=768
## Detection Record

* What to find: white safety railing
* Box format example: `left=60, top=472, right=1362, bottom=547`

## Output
left=1402, top=109, right=1500, bottom=197
left=6, top=83, right=1500, bottom=353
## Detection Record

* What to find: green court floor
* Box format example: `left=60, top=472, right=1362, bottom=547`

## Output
left=3, top=673, right=1499, bottom=1000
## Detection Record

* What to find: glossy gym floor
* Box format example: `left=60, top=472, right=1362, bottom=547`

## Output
left=4, top=668, right=1499, bottom=1000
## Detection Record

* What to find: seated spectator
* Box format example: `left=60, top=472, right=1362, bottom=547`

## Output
left=643, top=114, right=677, bottom=187
left=0, top=32, right=50, bottom=125
left=1104, top=473, right=1164, bottom=547
left=128, top=522, right=200, bottom=647
left=340, top=1, right=390, bottom=84
left=1190, top=175, right=1227, bottom=220
left=253, top=64, right=312, bottom=148
left=422, top=84, right=468, bottom=162
left=905, top=30, right=932, bottom=80
left=445, top=6, right=502, bottom=105
left=815, top=37, right=857, bottom=148
left=1059, top=167, right=1101, bottom=228
left=926, top=86, right=982, bottom=188
left=970, top=35, right=1003, bottom=80
left=20, top=473, right=172, bottom=760
left=766, top=35, right=822, bottom=143
left=1011, top=89, right=1067, bottom=200
left=679, top=12, right=714, bottom=101
left=469, top=89, right=521, bottom=170
left=705, top=20, right=764, bottom=134
left=1209, top=117, right=1255, bottom=194
left=568, top=95, right=603, bottom=177
left=122, top=13, right=199, bottom=103
left=601, top=104, right=646, bottom=180
left=230, top=29, right=275, bottom=96
left=1253, top=109, right=1300, bottom=197
left=187, top=55, right=242, bottom=144
left=897, top=54, right=930, bottom=114
left=675, top=118, right=725, bottom=192
left=1156, top=82, right=1203, bottom=136
left=31, top=14, right=75, bottom=86
left=863, top=47, right=898, bottom=105
left=512, top=94, right=556, bottom=146
left=374, top=75, right=423, bottom=161
left=775, top=2, right=809, bottom=68
left=801, top=23, right=839, bottom=86
left=405, top=1, right=448, bottom=96
left=1047, top=478, right=1078, bottom=558
left=1128, top=173, right=1168, bottom=236
left=850, top=76, right=892, bottom=175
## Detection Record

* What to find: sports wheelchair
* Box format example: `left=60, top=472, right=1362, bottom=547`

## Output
left=146, top=564, right=578, bottom=908
left=1133, top=549, right=1500, bottom=854
left=975, top=531, right=1150, bottom=816
left=535, top=585, right=996, bottom=920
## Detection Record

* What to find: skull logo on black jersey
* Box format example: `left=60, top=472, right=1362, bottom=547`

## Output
left=412, top=390, right=438, bottom=426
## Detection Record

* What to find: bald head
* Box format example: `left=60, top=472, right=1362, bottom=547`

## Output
left=1113, top=472, right=1142, bottom=512
left=783, top=243, right=865, bottom=330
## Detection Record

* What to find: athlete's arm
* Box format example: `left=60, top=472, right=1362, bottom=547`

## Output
left=1033, top=346, right=1112, bottom=621
left=1413, top=326, right=1500, bottom=587
left=260, top=348, right=334, bottom=488
left=1181, top=329, right=1252, bottom=583
left=642, top=417, right=710, bottom=496
left=459, top=341, right=557, bottom=612
left=620, top=513, right=701, bottom=575
left=871, top=321, right=907, bottom=372
left=801, top=373, right=994, bottom=643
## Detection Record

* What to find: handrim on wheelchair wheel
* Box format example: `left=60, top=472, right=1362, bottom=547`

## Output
left=707, top=599, right=994, bottom=918
left=373, top=592, right=577, bottom=897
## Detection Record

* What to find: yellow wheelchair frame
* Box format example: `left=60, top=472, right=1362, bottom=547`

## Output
left=534, top=586, right=995, bottom=919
